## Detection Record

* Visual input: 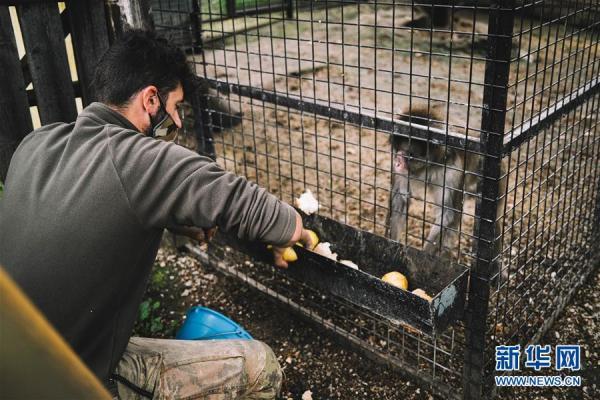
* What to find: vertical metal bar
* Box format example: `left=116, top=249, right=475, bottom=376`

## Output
left=462, top=1, right=481, bottom=264
left=189, top=1, right=215, bottom=159
left=191, top=83, right=216, bottom=159
left=341, top=1, right=348, bottom=224
left=308, top=1, right=318, bottom=210
left=556, top=0, right=591, bottom=271
left=550, top=0, right=584, bottom=268
left=286, top=0, right=293, bottom=19
left=582, top=15, right=600, bottom=261
left=406, top=0, right=414, bottom=246
left=539, top=0, right=572, bottom=278
left=266, top=0, right=283, bottom=201
left=462, top=1, right=515, bottom=399
left=293, top=2, right=303, bottom=195
left=250, top=0, right=262, bottom=183
left=356, top=1, right=363, bottom=229
left=440, top=2, right=456, bottom=255
left=227, top=0, right=235, bottom=18
left=237, top=0, right=252, bottom=180
left=373, top=1, right=378, bottom=233
left=420, top=0, right=434, bottom=249
left=594, top=162, right=600, bottom=256
left=325, top=1, right=334, bottom=221
left=190, top=0, right=203, bottom=52
left=280, top=0, right=293, bottom=203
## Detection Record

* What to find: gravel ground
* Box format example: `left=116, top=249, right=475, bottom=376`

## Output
left=134, top=239, right=599, bottom=400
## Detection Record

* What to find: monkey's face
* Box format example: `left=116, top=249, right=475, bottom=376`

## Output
left=394, top=150, right=409, bottom=173
left=392, top=138, right=429, bottom=174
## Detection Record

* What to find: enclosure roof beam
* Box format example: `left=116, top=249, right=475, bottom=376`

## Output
left=201, top=3, right=289, bottom=25
left=202, top=73, right=599, bottom=158
left=503, top=75, right=600, bottom=155
left=199, top=0, right=361, bottom=25
left=202, top=77, right=483, bottom=154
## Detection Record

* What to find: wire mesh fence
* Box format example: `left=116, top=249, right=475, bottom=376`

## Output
left=152, top=0, right=600, bottom=398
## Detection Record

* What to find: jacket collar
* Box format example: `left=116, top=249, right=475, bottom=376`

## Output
left=79, top=102, right=140, bottom=132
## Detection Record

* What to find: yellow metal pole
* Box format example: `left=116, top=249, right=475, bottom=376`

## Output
left=0, top=265, right=111, bottom=399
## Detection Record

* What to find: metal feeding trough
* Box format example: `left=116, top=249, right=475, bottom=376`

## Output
left=216, top=212, right=469, bottom=335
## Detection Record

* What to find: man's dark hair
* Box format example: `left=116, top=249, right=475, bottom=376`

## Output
left=92, top=30, right=195, bottom=106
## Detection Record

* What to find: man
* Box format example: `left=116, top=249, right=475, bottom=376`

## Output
left=0, top=31, right=311, bottom=399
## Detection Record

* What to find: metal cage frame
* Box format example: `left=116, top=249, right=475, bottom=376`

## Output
left=150, top=1, right=599, bottom=398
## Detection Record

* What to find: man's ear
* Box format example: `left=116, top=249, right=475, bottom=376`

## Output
left=140, top=86, right=159, bottom=114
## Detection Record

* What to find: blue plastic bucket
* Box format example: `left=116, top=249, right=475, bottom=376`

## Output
left=176, top=306, right=253, bottom=340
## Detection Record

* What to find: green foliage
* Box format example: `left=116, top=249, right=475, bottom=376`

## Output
left=151, top=268, right=166, bottom=286
left=133, top=258, right=182, bottom=338
left=139, top=299, right=160, bottom=321
left=0, top=181, right=3, bottom=197
left=138, top=299, right=165, bottom=334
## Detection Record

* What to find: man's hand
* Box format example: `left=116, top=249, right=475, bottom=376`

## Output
left=167, top=225, right=217, bottom=244
left=272, top=212, right=313, bottom=268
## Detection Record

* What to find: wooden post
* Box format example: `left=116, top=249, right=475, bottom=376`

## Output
left=17, top=2, right=78, bottom=125
left=190, top=0, right=203, bottom=52
left=66, top=0, right=110, bottom=105
left=107, top=0, right=154, bottom=33
left=227, top=0, right=235, bottom=18
left=191, top=83, right=216, bottom=160
left=0, top=6, right=33, bottom=182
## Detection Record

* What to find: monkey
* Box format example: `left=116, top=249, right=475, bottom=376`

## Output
left=196, top=77, right=243, bottom=133
left=402, top=1, right=452, bottom=29
left=387, top=105, right=506, bottom=265
left=402, top=1, right=584, bottom=31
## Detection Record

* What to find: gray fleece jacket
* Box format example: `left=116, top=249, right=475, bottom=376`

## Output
left=0, top=102, right=296, bottom=383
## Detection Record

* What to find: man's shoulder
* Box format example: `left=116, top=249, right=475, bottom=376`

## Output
left=16, top=121, right=75, bottom=150
left=31, top=121, right=74, bottom=136
left=107, top=125, right=199, bottom=162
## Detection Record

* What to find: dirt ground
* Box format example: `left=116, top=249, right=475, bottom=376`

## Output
left=134, top=240, right=599, bottom=399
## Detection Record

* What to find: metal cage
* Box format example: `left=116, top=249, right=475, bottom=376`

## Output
left=152, top=1, right=599, bottom=398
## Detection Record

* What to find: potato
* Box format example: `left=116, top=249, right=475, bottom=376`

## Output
left=297, top=229, right=320, bottom=251
left=381, top=271, right=408, bottom=290
left=306, top=230, right=319, bottom=250
left=411, top=288, right=432, bottom=302
left=282, top=247, right=298, bottom=262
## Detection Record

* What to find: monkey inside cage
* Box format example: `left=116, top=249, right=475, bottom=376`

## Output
left=152, top=0, right=599, bottom=398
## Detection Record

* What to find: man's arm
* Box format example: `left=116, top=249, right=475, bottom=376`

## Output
left=109, top=131, right=304, bottom=248
left=272, top=212, right=313, bottom=268
left=166, top=225, right=217, bottom=244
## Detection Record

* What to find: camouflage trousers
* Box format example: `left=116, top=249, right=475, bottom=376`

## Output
left=114, top=337, right=282, bottom=400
